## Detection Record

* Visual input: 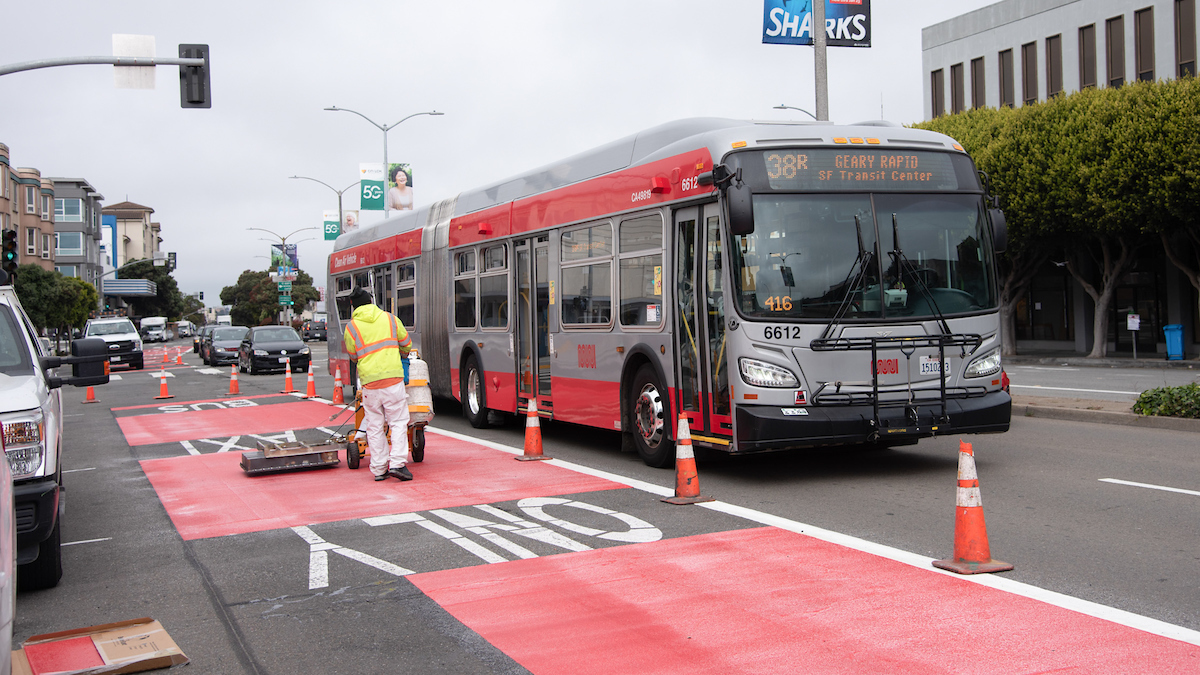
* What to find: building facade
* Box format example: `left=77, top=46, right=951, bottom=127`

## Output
left=48, top=178, right=105, bottom=287
left=922, top=0, right=1199, bottom=357
left=4, top=159, right=57, bottom=274
left=102, top=201, right=161, bottom=268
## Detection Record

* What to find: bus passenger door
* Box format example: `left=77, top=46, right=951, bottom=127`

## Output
left=673, top=206, right=731, bottom=444
left=515, top=237, right=552, bottom=412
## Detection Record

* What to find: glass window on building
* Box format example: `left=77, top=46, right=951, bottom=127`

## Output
left=971, top=57, right=986, bottom=109
left=40, top=195, right=50, bottom=220
left=1080, top=24, right=1098, bottom=88
left=1135, top=7, right=1155, bottom=81
left=54, top=265, right=77, bottom=278
left=1178, top=0, right=1197, bottom=76
left=999, top=49, right=1015, bottom=107
left=1046, top=34, right=1063, bottom=97
left=930, top=69, right=945, bottom=117
left=1016, top=263, right=1075, bottom=342
left=54, top=198, right=83, bottom=222
left=1107, top=16, right=1126, bottom=87
left=1022, top=42, right=1038, bottom=105
left=950, top=63, right=965, bottom=114
left=55, top=231, right=83, bottom=256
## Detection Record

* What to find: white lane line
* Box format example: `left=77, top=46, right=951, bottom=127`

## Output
left=424, top=425, right=1200, bottom=647
left=1012, top=366, right=1081, bottom=372
left=63, top=467, right=96, bottom=474
left=63, top=537, right=111, bottom=547
left=1100, top=478, right=1200, bottom=497
left=1011, top=384, right=1139, bottom=395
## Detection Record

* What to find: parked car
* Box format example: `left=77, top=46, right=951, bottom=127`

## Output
left=204, top=326, right=248, bottom=366
left=1, top=282, right=109, bottom=591
left=193, top=325, right=212, bottom=354
left=83, top=317, right=143, bottom=370
left=302, top=320, right=327, bottom=341
left=239, top=326, right=310, bottom=375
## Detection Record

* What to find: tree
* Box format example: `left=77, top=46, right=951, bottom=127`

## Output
left=118, top=259, right=188, bottom=319
left=12, top=264, right=61, bottom=331
left=220, top=267, right=320, bottom=326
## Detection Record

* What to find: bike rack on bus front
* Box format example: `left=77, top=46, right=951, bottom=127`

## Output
left=809, top=334, right=986, bottom=441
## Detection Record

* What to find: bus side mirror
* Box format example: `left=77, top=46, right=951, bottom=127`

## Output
left=988, top=208, right=1007, bottom=255
left=727, top=177, right=753, bottom=236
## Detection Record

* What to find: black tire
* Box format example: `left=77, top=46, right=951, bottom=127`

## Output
left=238, top=356, right=247, bottom=374
left=461, top=354, right=489, bottom=428
left=19, top=517, right=62, bottom=591
left=346, top=441, right=361, bottom=469
left=411, top=427, right=425, bottom=463
left=629, top=364, right=673, bottom=468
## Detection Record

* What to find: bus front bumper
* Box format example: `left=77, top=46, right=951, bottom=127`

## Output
left=733, top=390, right=1011, bottom=454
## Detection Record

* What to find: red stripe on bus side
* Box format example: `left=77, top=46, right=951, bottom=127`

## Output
left=329, top=229, right=422, bottom=274
left=548, top=376, right=621, bottom=429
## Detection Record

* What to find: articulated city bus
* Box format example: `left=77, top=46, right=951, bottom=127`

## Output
left=327, top=118, right=1011, bottom=467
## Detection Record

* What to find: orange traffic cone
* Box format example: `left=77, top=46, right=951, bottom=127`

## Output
left=175, top=350, right=183, bottom=365
left=303, top=362, right=317, bottom=399
left=515, top=399, right=551, bottom=461
left=154, top=369, right=173, bottom=400
left=933, top=440, right=1014, bottom=575
left=161, top=350, right=169, bottom=364
left=82, top=386, right=98, bottom=404
left=280, top=357, right=295, bottom=393
left=331, top=367, right=345, bottom=405
left=223, top=364, right=239, bottom=396
left=662, top=414, right=714, bottom=504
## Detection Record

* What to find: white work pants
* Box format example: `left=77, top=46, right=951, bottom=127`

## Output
left=361, top=380, right=411, bottom=476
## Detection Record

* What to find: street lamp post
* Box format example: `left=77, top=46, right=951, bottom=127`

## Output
left=246, top=226, right=317, bottom=325
left=323, top=107, right=443, bottom=215
left=774, top=104, right=818, bottom=120
left=289, top=176, right=358, bottom=237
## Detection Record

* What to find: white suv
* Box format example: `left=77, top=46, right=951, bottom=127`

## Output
left=0, top=283, right=108, bottom=590
left=83, top=317, right=144, bottom=370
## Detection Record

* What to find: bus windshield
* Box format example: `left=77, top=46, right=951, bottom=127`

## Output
left=731, top=193, right=996, bottom=320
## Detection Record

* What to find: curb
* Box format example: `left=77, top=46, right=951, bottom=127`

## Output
left=1013, top=404, right=1200, bottom=433
left=1005, top=356, right=1199, bottom=370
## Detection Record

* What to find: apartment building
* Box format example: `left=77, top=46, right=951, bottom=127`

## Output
left=101, top=200, right=161, bottom=268
left=1, top=146, right=56, bottom=274
left=48, top=178, right=106, bottom=286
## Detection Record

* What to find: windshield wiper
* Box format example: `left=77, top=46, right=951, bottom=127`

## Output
left=817, top=214, right=875, bottom=342
left=889, top=213, right=954, bottom=339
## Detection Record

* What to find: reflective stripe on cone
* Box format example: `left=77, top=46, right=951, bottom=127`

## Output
left=662, top=414, right=713, bottom=505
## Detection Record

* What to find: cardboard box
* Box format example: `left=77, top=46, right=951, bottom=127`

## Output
left=11, top=618, right=188, bottom=675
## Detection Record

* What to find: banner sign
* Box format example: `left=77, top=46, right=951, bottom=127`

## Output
left=359, top=163, right=385, bottom=211
left=387, top=163, right=414, bottom=211
left=342, top=209, right=360, bottom=233
left=762, top=0, right=871, bottom=48
left=270, top=244, right=299, bottom=270
left=323, top=210, right=340, bottom=241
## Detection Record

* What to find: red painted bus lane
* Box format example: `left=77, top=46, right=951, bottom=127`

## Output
left=116, top=399, right=337, bottom=446
left=140, top=434, right=623, bottom=540
left=411, top=526, right=1200, bottom=674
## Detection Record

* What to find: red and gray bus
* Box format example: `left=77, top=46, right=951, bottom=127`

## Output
left=327, top=118, right=1011, bottom=467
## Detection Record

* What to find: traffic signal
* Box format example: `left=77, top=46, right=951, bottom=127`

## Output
left=2, top=229, right=18, bottom=277
left=178, top=44, right=211, bottom=109
left=167, top=251, right=177, bottom=271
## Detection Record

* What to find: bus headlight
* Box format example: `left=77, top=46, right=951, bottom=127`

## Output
left=3, top=415, right=45, bottom=479
left=739, top=358, right=800, bottom=388
left=966, top=348, right=1002, bottom=378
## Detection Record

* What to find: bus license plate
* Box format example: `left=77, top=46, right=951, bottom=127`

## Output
left=919, top=355, right=948, bottom=375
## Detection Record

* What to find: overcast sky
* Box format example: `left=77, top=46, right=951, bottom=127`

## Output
left=1, top=0, right=995, bottom=308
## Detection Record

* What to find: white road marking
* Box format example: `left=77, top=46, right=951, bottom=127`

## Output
left=1100, top=478, right=1200, bottom=497
left=196, top=368, right=224, bottom=375
left=63, top=467, right=96, bottom=474
left=424, top=425, right=1200, bottom=647
left=149, top=371, right=176, bottom=378
left=1012, top=366, right=1081, bottom=372
left=180, top=440, right=200, bottom=456
left=292, top=525, right=414, bottom=590
left=109, top=374, right=122, bottom=381
left=63, top=537, right=111, bottom=547
left=1010, top=384, right=1139, bottom=395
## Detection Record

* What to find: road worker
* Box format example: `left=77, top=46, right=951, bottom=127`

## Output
left=344, top=287, right=414, bottom=481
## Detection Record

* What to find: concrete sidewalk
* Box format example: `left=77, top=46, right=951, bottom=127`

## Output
left=1005, top=352, right=1199, bottom=370
left=1012, top=394, right=1200, bottom=433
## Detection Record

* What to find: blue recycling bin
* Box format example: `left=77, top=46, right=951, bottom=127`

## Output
left=1163, top=324, right=1184, bottom=361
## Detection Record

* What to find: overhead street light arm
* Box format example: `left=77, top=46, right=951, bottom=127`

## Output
left=0, top=55, right=204, bottom=77
left=774, top=104, right=818, bottom=120
left=289, top=175, right=358, bottom=195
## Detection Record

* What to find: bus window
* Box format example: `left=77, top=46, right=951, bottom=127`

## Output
left=480, top=244, right=508, bottom=329
left=619, top=214, right=664, bottom=327
left=454, top=250, right=477, bottom=329
left=396, top=260, right=417, bottom=328
left=561, top=222, right=613, bottom=326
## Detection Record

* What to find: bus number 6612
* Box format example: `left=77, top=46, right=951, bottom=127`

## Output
left=765, top=326, right=801, bottom=340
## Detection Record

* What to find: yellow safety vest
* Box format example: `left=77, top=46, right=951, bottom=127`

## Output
left=343, top=304, right=412, bottom=385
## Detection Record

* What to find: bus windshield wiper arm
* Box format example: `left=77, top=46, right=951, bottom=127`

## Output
left=818, top=215, right=874, bottom=342
left=890, top=213, right=953, bottom=339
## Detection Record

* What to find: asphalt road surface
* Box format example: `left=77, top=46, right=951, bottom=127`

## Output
left=13, top=341, right=1198, bottom=673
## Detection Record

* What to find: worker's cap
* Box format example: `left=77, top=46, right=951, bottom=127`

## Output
left=349, top=287, right=373, bottom=308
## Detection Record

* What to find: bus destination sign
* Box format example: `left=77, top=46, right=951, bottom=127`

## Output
left=761, top=149, right=961, bottom=191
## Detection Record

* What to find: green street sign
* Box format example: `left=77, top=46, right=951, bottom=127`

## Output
left=278, top=281, right=292, bottom=291
left=359, top=163, right=384, bottom=211
left=278, top=295, right=294, bottom=305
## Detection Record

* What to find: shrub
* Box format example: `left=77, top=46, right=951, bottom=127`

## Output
left=1132, top=383, right=1200, bottom=418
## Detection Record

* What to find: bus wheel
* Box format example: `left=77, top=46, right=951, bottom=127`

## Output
left=630, top=364, right=673, bottom=468
left=462, top=354, right=489, bottom=428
